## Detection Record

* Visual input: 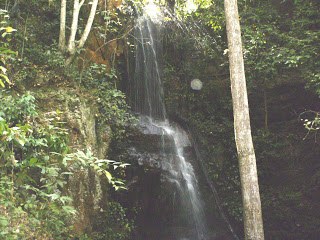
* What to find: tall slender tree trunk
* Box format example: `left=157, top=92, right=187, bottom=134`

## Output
left=59, top=0, right=67, bottom=51
left=78, top=0, right=98, bottom=50
left=61, top=0, right=98, bottom=65
left=68, top=0, right=85, bottom=54
left=224, top=1, right=265, bottom=240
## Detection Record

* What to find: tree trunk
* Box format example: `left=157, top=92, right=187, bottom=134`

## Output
left=78, top=0, right=99, bottom=50
left=67, top=0, right=85, bottom=54
left=59, top=0, right=67, bottom=51
left=224, top=1, right=265, bottom=240
left=65, top=0, right=98, bottom=65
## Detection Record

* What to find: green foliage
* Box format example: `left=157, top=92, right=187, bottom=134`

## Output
left=97, top=82, right=136, bottom=138
left=0, top=91, right=37, bottom=123
left=0, top=9, right=17, bottom=88
left=97, top=2, right=134, bottom=38
left=0, top=91, right=74, bottom=239
left=4, top=0, right=317, bottom=238
left=79, top=63, right=137, bottom=139
left=77, top=63, right=107, bottom=86
left=300, top=111, right=320, bottom=140
left=92, top=201, right=134, bottom=240
left=0, top=91, right=130, bottom=239
left=24, top=44, right=65, bottom=69
left=306, top=73, right=320, bottom=95
left=241, top=0, right=320, bottom=92
left=303, top=114, right=320, bottom=132
left=63, top=149, right=129, bottom=190
left=163, top=1, right=320, bottom=234
left=5, top=1, right=64, bottom=86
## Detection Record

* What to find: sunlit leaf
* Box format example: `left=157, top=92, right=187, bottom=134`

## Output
left=5, top=26, right=16, bottom=33
left=105, top=170, right=112, bottom=182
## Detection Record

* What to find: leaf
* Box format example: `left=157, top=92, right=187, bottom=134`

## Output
left=95, top=159, right=115, bottom=164
left=48, top=193, right=60, bottom=200
left=59, top=196, right=72, bottom=204
left=113, top=180, right=125, bottom=185
left=5, top=26, right=16, bottom=33
left=0, top=74, right=10, bottom=84
left=62, top=206, right=77, bottom=215
left=29, top=157, right=38, bottom=165
left=0, top=66, right=7, bottom=74
left=58, top=180, right=66, bottom=187
left=0, top=47, right=17, bottom=55
left=105, top=170, right=112, bottom=182
left=15, top=136, right=25, bottom=146
left=0, top=216, right=8, bottom=227
left=119, top=163, right=130, bottom=168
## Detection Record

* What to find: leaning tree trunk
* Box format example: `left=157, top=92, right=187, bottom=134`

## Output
left=224, top=0, right=265, bottom=240
left=68, top=0, right=85, bottom=54
left=65, top=0, right=98, bottom=65
left=78, top=0, right=99, bottom=50
left=59, top=0, right=67, bottom=51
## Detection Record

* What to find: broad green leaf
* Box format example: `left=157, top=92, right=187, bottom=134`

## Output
left=29, top=158, right=38, bottom=165
left=0, top=216, right=8, bottom=227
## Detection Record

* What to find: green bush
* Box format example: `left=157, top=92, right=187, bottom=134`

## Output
left=92, top=201, right=134, bottom=240
left=79, top=64, right=137, bottom=139
left=0, top=91, right=130, bottom=239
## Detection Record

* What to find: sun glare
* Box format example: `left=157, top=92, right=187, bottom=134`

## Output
left=144, top=1, right=163, bottom=23
left=185, top=0, right=198, bottom=13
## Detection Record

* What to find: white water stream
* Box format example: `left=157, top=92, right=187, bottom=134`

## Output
left=160, top=121, right=208, bottom=240
left=130, top=3, right=209, bottom=238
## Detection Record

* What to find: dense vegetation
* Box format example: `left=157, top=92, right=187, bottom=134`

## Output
left=162, top=0, right=320, bottom=238
left=0, top=0, right=319, bottom=239
left=1, top=1, right=135, bottom=238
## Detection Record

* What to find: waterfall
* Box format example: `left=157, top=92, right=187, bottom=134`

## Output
left=132, top=8, right=166, bottom=120
left=130, top=2, right=209, bottom=239
left=159, top=121, right=208, bottom=240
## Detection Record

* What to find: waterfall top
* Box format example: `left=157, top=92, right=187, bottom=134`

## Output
left=143, top=1, right=163, bottom=24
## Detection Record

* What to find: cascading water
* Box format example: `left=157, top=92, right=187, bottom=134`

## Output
left=131, top=2, right=166, bottom=120
left=130, top=2, right=209, bottom=239
left=160, top=122, right=208, bottom=240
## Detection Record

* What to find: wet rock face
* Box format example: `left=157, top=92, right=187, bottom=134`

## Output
left=118, top=116, right=235, bottom=240
left=130, top=127, right=176, bottom=154
left=127, top=148, right=163, bottom=169
left=127, top=147, right=188, bottom=171
left=121, top=121, right=204, bottom=239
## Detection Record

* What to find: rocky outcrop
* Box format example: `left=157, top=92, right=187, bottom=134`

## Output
left=35, top=87, right=112, bottom=235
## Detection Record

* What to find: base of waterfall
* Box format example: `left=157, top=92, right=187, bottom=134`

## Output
left=121, top=116, right=233, bottom=240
